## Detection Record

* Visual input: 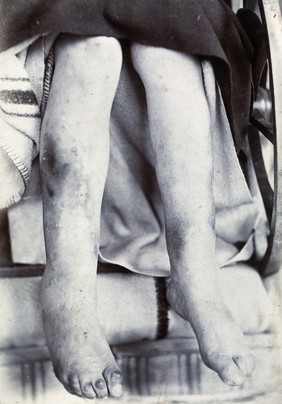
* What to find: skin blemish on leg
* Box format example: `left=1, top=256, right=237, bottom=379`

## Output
left=41, top=137, right=57, bottom=169
left=167, top=229, right=183, bottom=251
left=166, top=222, right=191, bottom=259
left=41, top=149, right=48, bottom=161
left=41, top=140, right=72, bottom=182
left=41, top=147, right=57, bottom=176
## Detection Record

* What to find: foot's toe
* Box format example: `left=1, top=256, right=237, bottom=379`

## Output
left=233, top=354, right=255, bottom=378
left=233, top=355, right=248, bottom=377
left=104, top=365, right=123, bottom=398
left=92, top=377, right=108, bottom=398
left=67, top=375, right=84, bottom=397
left=210, top=354, right=245, bottom=386
left=233, top=355, right=255, bottom=377
left=80, top=379, right=96, bottom=399
left=64, top=385, right=83, bottom=398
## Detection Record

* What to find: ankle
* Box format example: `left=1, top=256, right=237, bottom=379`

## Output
left=168, top=273, right=224, bottom=307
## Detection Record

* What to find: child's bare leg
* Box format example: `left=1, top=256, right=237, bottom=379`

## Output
left=40, top=35, right=122, bottom=399
left=131, top=44, right=254, bottom=386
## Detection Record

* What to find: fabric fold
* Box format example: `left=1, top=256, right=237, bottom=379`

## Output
left=0, top=38, right=45, bottom=208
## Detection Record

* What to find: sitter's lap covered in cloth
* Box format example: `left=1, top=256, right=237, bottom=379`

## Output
left=0, top=0, right=268, bottom=274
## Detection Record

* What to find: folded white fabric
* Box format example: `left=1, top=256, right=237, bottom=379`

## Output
left=0, top=37, right=44, bottom=208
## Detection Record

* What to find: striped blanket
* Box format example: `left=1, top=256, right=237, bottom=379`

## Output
left=0, top=36, right=54, bottom=208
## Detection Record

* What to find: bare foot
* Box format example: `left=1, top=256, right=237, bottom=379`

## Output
left=167, top=273, right=255, bottom=386
left=41, top=266, right=122, bottom=399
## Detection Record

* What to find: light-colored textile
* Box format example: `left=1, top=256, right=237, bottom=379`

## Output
left=98, top=59, right=268, bottom=275
left=0, top=38, right=41, bottom=208
left=3, top=39, right=269, bottom=275
left=0, top=35, right=54, bottom=208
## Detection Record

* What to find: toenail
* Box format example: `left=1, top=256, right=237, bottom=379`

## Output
left=82, top=383, right=92, bottom=392
left=225, top=376, right=243, bottom=386
left=111, top=372, right=122, bottom=383
left=95, top=379, right=106, bottom=390
left=225, top=378, right=235, bottom=386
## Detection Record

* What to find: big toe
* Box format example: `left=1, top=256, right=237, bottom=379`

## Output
left=208, top=354, right=245, bottom=386
left=233, top=354, right=255, bottom=377
left=104, top=365, right=123, bottom=398
left=66, top=375, right=84, bottom=397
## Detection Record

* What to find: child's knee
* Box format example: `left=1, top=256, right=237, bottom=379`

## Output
left=55, top=35, right=122, bottom=77
left=131, top=43, right=202, bottom=90
left=131, top=43, right=164, bottom=83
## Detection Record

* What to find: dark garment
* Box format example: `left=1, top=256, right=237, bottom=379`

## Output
left=0, top=0, right=253, bottom=150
